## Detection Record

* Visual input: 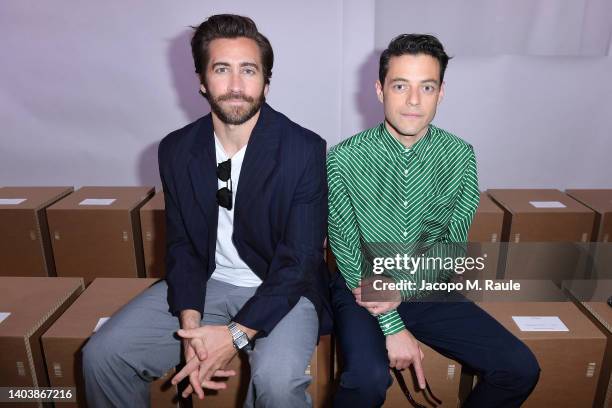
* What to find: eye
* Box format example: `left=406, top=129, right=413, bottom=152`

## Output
left=392, top=83, right=407, bottom=91
left=214, top=66, right=229, bottom=74
left=422, top=85, right=436, bottom=93
left=242, top=67, right=257, bottom=75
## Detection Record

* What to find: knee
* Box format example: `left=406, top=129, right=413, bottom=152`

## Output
left=250, top=361, right=309, bottom=404
left=486, top=342, right=540, bottom=394
left=340, top=360, right=392, bottom=398
left=82, top=330, right=125, bottom=376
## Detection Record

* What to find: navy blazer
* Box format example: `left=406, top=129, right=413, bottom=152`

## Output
left=158, top=103, right=332, bottom=336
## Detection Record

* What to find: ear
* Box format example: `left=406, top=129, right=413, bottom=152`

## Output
left=263, top=83, right=269, bottom=97
left=200, top=83, right=207, bottom=95
left=375, top=80, right=384, bottom=104
left=437, top=82, right=445, bottom=106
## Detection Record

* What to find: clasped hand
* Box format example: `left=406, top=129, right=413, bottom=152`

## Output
left=171, top=325, right=238, bottom=399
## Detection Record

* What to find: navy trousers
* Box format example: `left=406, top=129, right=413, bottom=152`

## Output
left=331, top=274, right=540, bottom=408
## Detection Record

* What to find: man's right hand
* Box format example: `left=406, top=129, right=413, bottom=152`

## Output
left=386, top=329, right=426, bottom=389
left=180, top=310, right=207, bottom=400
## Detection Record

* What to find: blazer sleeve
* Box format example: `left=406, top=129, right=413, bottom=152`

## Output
left=232, top=136, right=328, bottom=336
left=158, top=136, right=207, bottom=317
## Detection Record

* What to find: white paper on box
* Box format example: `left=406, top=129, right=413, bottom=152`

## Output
left=0, top=312, right=11, bottom=325
left=79, top=198, right=116, bottom=206
left=529, top=201, right=566, bottom=209
left=512, top=316, right=569, bottom=332
left=0, top=198, right=26, bottom=205
left=93, top=317, right=111, bottom=332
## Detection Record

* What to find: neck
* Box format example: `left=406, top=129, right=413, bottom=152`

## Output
left=212, top=110, right=261, bottom=157
left=384, top=120, right=428, bottom=149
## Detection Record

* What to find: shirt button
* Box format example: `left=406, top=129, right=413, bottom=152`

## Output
left=403, top=169, right=408, bottom=176
left=403, top=200, right=408, bottom=207
left=403, top=231, right=408, bottom=237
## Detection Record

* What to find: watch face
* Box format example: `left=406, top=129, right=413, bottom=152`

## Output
left=235, top=333, right=249, bottom=349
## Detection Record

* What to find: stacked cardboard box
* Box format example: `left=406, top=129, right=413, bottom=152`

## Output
left=563, top=279, right=612, bottom=408
left=0, top=187, right=73, bottom=277
left=140, top=191, right=166, bottom=279
left=488, top=189, right=595, bottom=285
left=46, top=187, right=154, bottom=284
left=465, top=192, right=505, bottom=280
left=478, top=285, right=606, bottom=407
left=0, top=277, right=84, bottom=408
left=41, top=278, right=177, bottom=407
left=566, top=189, right=612, bottom=280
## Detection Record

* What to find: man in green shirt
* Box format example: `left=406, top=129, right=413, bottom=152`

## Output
left=328, top=34, right=540, bottom=407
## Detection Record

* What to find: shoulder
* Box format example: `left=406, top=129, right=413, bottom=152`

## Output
left=429, top=125, right=475, bottom=158
left=268, top=105, right=326, bottom=153
left=158, top=115, right=208, bottom=161
left=328, top=125, right=381, bottom=163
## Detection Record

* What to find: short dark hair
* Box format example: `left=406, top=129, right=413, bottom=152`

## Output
left=379, top=34, right=451, bottom=85
left=191, top=14, right=273, bottom=85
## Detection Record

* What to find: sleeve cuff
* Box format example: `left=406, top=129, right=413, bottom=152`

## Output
left=377, top=309, right=405, bottom=335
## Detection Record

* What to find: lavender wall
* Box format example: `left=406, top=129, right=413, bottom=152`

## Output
left=1, top=0, right=610, bottom=189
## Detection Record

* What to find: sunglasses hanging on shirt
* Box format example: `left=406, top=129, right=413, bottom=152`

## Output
left=217, top=158, right=232, bottom=210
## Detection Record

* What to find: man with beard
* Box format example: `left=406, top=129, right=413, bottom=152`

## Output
left=82, top=14, right=330, bottom=408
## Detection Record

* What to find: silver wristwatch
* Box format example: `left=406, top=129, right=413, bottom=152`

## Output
left=228, top=322, right=250, bottom=350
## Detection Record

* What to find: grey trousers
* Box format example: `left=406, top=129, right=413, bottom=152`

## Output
left=82, top=279, right=319, bottom=408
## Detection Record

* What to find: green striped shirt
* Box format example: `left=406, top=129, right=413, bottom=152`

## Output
left=327, top=123, right=480, bottom=335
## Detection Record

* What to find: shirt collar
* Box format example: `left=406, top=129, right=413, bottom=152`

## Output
left=378, top=122, right=433, bottom=162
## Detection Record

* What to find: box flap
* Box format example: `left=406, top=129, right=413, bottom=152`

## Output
left=47, top=187, right=154, bottom=211
left=0, top=187, right=73, bottom=210
left=487, top=189, right=593, bottom=214
left=43, top=278, right=159, bottom=339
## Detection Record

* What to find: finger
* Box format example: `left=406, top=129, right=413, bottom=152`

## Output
left=177, top=328, right=202, bottom=339
left=213, top=369, right=236, bottom=378
left=171, top=356, right=200, bottom=385
left=190, top=337, right=208, bottom=360
left=352, top=287, right=361, bottom=296
left=191, top=370, right=205, bottom=399
left=413, top=353, right=427, bottom=390
left=201, top=379, right=228, bottom=390
left=198, top=359, right=217, bottom=384
left=420, top=349, right=425, bottom=361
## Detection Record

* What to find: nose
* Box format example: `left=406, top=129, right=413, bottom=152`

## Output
left=228, top=71, right=243, bottom=93
left=407, top=87, right=420, bottom=106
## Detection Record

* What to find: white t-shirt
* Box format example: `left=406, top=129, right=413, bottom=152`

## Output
left=210, top=133, right=263, bottom=287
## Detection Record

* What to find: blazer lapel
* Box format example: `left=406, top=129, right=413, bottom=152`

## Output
left=187, top=116, right=218, bottom=221
left=235, top=103, right=280, bottom=220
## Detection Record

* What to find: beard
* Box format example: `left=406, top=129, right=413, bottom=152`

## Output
left=206, top=88, right=266, bottom=126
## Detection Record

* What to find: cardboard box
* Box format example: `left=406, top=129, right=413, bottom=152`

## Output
left=0, top=187, right=73, bottom=277
left=41, top=277, right=176, bottom=408
left=465, top=193, right=505, bottom=280
left=463, top=279, right=567, bottom=303
left=140, top=192, right=166, bottom=279
left=46, top=187, right=154, bottom=284
left=566, top=189, right=612, bottom=281
left=468, top=193, right=504, bottom=243
left=477, top=300, right=606, bottom=407
left=566, top=189, right=612, bottom=242
left=563, top=279, right=612, bottom=408
left=487, top=189, right=596, bottom=284
left=193, top=334, right=333, bottom=408
left=0, top=277, right=84, bottom=408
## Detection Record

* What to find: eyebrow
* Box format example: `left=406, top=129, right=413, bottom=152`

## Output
left=210, top=62, right=260, bottom=70
left=390, top=77, right=440, bottom=85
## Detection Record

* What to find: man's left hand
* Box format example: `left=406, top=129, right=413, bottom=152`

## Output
left=353, top=276, right=401, bottom=316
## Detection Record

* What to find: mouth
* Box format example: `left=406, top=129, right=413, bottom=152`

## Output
left=401, top=113, right=422, bottom=119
